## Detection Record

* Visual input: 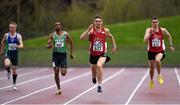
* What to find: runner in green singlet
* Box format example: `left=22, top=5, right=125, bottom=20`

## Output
left=47, top=21, right=74, bottom=95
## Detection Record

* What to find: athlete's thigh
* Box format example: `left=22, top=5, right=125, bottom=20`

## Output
left=97, top=57, right=106, bottom=67
left=59, top=55, right=67, bottom=68
left=155, top=53, right=163, bottom=61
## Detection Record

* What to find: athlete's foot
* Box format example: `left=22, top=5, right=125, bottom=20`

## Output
left=55, top=90, right=62, bottom=95
left=7, top=72, right=11, bottom=80
left=92, top=78, right=96, bottom=84
left=13, top=84, right=17, bottom=90
left=149, top=80, right=154, bottom=89
left=97, top=85, right=102, bottom=93
left=158, top=75, right=164, bottom=85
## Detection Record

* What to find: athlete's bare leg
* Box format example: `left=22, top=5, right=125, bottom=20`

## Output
left=54, top=67, right=60, bottom=90
left=148, top=60, right=155, bottom=80
left=97, top=57, right=106, bottom=84
left=155, top=53, right=163, bottom=75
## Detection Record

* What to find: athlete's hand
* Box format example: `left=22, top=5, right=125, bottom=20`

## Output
left=170, top=46, right=175, bottom=52
left=46, top=44, right=52, bottom=49
left=70, top=54, right=75, bottom=59
left=111, top=47, right=116, bottom=54
left=88, top=24, right=94, bottom=31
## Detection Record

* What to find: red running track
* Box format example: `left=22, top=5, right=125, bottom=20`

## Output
left=0, top=67, right=179, bottom=105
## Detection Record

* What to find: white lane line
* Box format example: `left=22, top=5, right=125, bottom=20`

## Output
left=124, top=69, right=149, bottom=105
left=2, top=71, right=91, bottom=105
left=64, top=68, right=125, bottom=105
left=0, top=68, right=74, bottom=90
left=0, top=68, right=45, bottom=75
left=0, top=74, right=53, bottom=90
left=0, top=68, right=48, bottom=80
left=174, top=68, right=180, bottom=87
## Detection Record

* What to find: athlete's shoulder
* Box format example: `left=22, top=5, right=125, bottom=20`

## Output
left=4, top=33, right=9, bottom=36
left=160, top=27, right=166, bottom=31
left=16, top=32, right=22, bottom=37
left=145, top=28, right=151, bottom=33
left=3, top=33, right=9, bottom=39
left=104, top=27, right=109, bottom=31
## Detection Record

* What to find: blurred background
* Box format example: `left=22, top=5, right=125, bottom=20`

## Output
left=0, top=0, right=180, bottom=68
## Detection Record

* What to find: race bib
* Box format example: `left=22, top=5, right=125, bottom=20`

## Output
left=93, top=41, right=103, bottom=51
left=8, top=43, right=17, bottom=50
left=55, top=40, right=64, bottom=48
left=152, top=38, right=161, bottom=47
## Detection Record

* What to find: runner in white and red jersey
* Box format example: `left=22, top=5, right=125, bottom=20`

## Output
left=80, top=15, right=116, bottom=93
left=144, top=17, right=175, bottom=89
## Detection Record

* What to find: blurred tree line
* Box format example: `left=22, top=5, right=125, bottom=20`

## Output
left=0, top=0, right=180, bottom=40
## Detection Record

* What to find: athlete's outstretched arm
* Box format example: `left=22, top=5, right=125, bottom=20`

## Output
left=17, top=35, right=23, bottom=48
left=162, top=28, right=175, bottom=52
left=47, top=34, right=53, bottom=49
left=80, top=24, right=93, bottom=40
left=106, top=28, right=116, bottom=54
left=67, top=33, right=74, bottom=59
left=143, top=28, right=151, bottom=43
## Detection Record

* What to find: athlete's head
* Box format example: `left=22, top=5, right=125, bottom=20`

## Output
left=93, top=15, right=103, bottom=28
left=151, top=17, right=159, bottom=28
left=55, top=21, right=61, bottom=32
left=9, top=21, right=17, bottom=33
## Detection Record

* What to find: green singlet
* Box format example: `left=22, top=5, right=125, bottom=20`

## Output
left=53, top=31, right=67, bottom=53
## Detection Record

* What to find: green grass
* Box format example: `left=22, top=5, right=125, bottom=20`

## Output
left=1, top=15, right=180, bottom=67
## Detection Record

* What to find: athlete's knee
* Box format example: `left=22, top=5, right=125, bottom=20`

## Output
left=4, top=58, right=11, bottom=68
left=61, top=69, right=67, bottom=76
left=54, top=67, right=59, bottom=75
left=155, top=59, right=161, bottom=64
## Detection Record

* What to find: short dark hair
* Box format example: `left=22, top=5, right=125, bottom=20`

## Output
left=94, top=15, right=102, bottom=19
left=152, top=16, right=158, bottom=20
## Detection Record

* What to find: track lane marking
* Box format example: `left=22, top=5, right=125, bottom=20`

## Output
left=0, top=68, right=49, bottom=80
left=2, top=71, right=91, bottom=105
left=64, top=68, right=125, bottom=105
left=0, top=68, right=74, bottom=90
left=174, top=68, right=180, bottom=87
left=124, top=68, right=149, bottom=105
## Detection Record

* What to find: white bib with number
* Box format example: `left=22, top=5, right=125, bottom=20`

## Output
left=55, top=40, right=64, bottom=48
left=8, top=43, right=17, bottom=50
left=93, top=41, right=103, bottom=51
left=152, top=38, right=161, bottom=47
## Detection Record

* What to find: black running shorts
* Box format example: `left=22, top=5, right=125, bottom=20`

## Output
left=148, top=51, right=165, bottom=61
left=52, top=52, right=67, bottom=68
left=89, top=53, right=111, bottom=64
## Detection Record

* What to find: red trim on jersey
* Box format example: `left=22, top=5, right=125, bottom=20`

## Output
left=148, top=27, right=164, bottom=52
left=89, top=27, right=106, bottom=56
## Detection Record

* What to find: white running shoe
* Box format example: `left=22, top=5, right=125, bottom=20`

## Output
left=13, top=85, right=18, bottom=90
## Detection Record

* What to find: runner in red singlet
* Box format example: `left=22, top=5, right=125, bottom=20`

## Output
left=144, top=17, right=175, bottom=89
left=80, top=15, right=116, bottom=92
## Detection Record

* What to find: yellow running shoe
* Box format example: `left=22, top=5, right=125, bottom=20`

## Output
left=158, top=75, right=164, bottom=85
left=149, top=80, right=154, bottom=89
left=55, top=90, right=62, bottom=95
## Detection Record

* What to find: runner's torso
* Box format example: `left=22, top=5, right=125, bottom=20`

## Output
left=53, top=31, right=67, bottom=53
left=89, top=27, right=107, bottom=56
left=148, top=27, right=165, bottom=52
left=5, top=32, right=20, bottom=56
